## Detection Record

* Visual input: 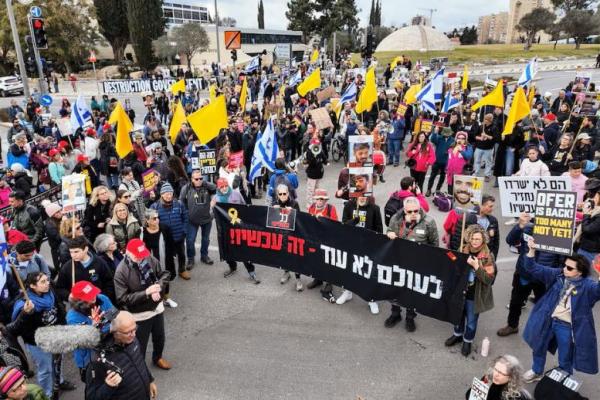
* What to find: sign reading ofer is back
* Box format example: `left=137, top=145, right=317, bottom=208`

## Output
left=102, top=78, right=206, bottom=94
left=215, top=203, right=471, bottom=325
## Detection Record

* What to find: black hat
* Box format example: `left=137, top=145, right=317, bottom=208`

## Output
left=584, top=178, right=600, bottom=193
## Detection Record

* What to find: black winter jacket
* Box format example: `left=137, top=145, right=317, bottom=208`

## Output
left=55, top=253, right=116, bottom=303
left=342, top=200, right=383, bottom=234
left=579, top=211, right=600, bottom=253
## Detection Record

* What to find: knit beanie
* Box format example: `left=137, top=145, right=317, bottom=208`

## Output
left=160, top=182, right=174, bottom=195
left=0, top=367, right=24, bottom=395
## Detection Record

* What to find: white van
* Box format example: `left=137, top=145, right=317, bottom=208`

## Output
left=0, top=76, right=24, bottom=97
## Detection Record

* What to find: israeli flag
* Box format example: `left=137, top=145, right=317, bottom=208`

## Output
left=288, top=70, right=302, bottom=86
left=70, top=95, right=93, bottom=131
left=244, top=56, right=260, bottom=74
left=417, top=83, right=437, bottom=115
left=441, top=91, right=461, bottom=113
left=416, top=67, right=445, bottom=103
left=339, top=82, right=357, bottom=106
left=249, top=117, right=279, bottom=181
left=518, top=58, right=538, bottom=87
left=0, top=225, right=7, bottom=293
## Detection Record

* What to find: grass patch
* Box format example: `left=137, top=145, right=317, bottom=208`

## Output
left=352, top=43, right=600, bottom=67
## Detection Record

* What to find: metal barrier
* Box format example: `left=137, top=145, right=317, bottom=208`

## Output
left=0, top=185, right=62, bottom=219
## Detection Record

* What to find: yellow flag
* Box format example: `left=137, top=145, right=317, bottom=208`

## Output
left=297, top=68, right=321, bottom=97
left=355, top=66, right=378, bottom=114
left=186, top=95, right=228, bottom=144
left=170, top=79, right=186, bottom=94
left=390, top=56, right=403, bottom=71
left=461, top=65, right=469, bottom=91
left=209, top=84, right=217, bottom=102
left=169, top=102, right=187, bottom=144
left=108, top=102, right=133, bottom=158
left=528, top=84, right=536, bottom=106
left=404, top=84, right=422, bottom=105
left=239, top=77, right=248, bottom=112
left=310, top=49, right=319, bottom=63
left=472, top=81, right=505, bottom=111
left=502, top=87, right=531, bottom=136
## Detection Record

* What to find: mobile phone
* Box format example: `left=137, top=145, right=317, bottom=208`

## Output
left=523, top=233, right=533, bottom=242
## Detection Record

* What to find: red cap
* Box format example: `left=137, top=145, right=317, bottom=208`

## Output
left=85, top=127, right=96, bottom=136
left=58, top=140, right=69, bottom=149
left=545, top=113, right=556, bottom=121
left=48, top=149, right=60, bottom=157
left=102, top=123, right=112, bottom=132
left=126, top=238, right=150, bottom=259
left=77, top=154, right=89, bottom=163
left=310, top=138, right=321, bottom=146
left=71, top=281, right=101, bottom=303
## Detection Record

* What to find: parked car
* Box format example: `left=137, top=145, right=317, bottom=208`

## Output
left=0, top=76, right=24, bottom=97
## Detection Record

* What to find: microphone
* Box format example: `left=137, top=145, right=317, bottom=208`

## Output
left=35, top=325, right=101, bottom=354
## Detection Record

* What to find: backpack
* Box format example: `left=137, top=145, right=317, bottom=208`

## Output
left=433, top=192, right=452, bottom=212
left=272, top=173, right=297, bottom=201
left=384, top=195, right=403, bottom=226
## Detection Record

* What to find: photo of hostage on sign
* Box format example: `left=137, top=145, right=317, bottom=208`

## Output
left=349, top=167, right=373, bottom=198
left=348, top=135, right=373, bottom=168
left=453, top=175, right=484, bottom=211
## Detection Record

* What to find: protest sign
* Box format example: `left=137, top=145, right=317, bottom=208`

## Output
left=56, top=118, right=72, bottom=137
left=468, top=377, right=489, bottom=400
left=228, top=150, right=244, bottom=169
left=348, top=167, right=373, bottom=198
left=197, top=149, right=217, bottom=176
left=421, top=119, right=433, bottom=134
left=498, top=176, right=571, bottom=217
left=348, top=135, right=374, bottom=168
left=533, top=190, right=577, bottom=255
left=397, top=102, right=408, bottom=117
left=309, top=107, right=334, bottom=130
left=141, top=169, right=157, bottom=196
left=266, top=207, right=297, bottom=231
left=102, top=78, right=205, bottom=94
left=316, top=86, right=337, bottom=103
left=61, top=174, right=86, bottom=213
left=453, top=175, right=484, bottom=211
left=215, top=204, right=470, bottom=324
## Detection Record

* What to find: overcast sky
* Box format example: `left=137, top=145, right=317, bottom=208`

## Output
left=210, top=0, right=509, bottom=32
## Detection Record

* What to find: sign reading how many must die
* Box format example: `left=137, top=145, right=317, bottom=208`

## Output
left=532, top=190, right=577, bottom=255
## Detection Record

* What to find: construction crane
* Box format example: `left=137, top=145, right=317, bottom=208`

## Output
left=418, top=8, right=437, bottom=27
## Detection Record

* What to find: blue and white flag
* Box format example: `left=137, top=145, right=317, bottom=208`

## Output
left=517, top=58, right=538, bottom=87
left=339, top=82, right=357, bottom=106
left=0, top=225, right=7, bottom=295
left=288, top=70, right=302, bottom=86
left=70, top=95, right=93, bottom=131
left=244, top=56, right=260, bottom=74
left=441, top=91, right=461, bottom=113
left=417, top=83, right=437, bottom=115
left=249, top=117, right=279, bottom=181
left=416, top=67, right=445, bottom=104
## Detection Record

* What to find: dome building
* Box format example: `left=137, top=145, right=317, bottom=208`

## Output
left=375, top=25, right=455, bottom=52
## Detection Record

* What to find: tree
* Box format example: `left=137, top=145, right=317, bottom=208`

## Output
left=368, top=0, right=375, bottom=26
left=371, top=25, right=392, bottom=48
left=171, top=23, right=209, bottom=70
left=127, top=0, right=165, bottom=70
left=333, top=0, right=360, bottom=34
left=0, top=2, right=28, bottom=66
left=93, top=0, right=129, bottom=62
left=286, top=0, right=315, bottom=42
left=258, top=0, right=265, bottom=29
left=551, top=0, right=594, bottom=12
left=545, top=22, right=563, bottom=49
left=459, top=26, right=478, bottom=45
left=152, top=35, right=177, bottom=63
left=516, top=7, right=555, bottom=50
left=560, top=9, right=599, bottom=48
left=374, top=0, right=381, bottom=27
left=219, top=17, right=237, bottom=27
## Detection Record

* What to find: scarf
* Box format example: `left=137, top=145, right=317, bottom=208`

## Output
left=12, top=289, right=55, bottom=321
left=216, top=187, right=232, bottom=203
left=132, top=258, right=154, bottom=287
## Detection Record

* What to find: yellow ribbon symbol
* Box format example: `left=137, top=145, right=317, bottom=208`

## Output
left=228, top=208, right=241, bottom=225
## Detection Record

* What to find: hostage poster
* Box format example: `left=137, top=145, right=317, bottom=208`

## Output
left=533, top=190, right=577, bottom=255
left=215, top=204, right=470, bottom=325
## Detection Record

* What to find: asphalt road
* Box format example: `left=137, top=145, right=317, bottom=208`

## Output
left=1, top=69, right=599, bottom=399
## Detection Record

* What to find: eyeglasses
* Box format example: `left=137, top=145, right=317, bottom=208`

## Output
left=192, top=178, right=202, bottom=181
left=405, top=210, right=419, bottom=214
left=278, top=193, right=288, bottom=196
left=117, top=327, right=137, bottom=336
left=494, top=367, right=509, bottom=377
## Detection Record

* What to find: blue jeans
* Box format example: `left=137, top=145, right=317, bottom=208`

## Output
left=106, top=174, right=119, bottom=190
left=453, top=299, right=480, bottom=343
left=26, top=344, right=64, bottom=397
left=505, top=147, right=515, bottom=176
left=532, top=319, right=574, bottom=374
left=387, top=139, right=401, bottom=165
left=473, top=148, right=494, bottom=177
left=577, top=248, right=597, bottom=265
left=186, top=222, right=212, bottom=262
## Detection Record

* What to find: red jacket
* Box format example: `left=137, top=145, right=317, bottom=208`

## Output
left=389, top=189, right=430, bottom=212
left=308, top=203, right=338, bottom=221
left=406, top=142, right=435, bottom=172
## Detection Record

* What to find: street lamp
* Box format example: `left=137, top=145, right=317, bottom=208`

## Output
left=6, top=0, right=31, bottom=97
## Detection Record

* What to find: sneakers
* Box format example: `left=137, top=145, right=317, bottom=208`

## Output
left=58, top=381, right=76, bottom=391
left=280, top=271, right=291, bottom=284
left=379, top=176, right=386, bottom=183
left=322, top=291, right=336, bottom=303
left=445, top=335, right=463, bottom=347
left=249, top=272, right=261, bottom=284
left=425, top=190, right=432, bottom=197
left=201, top=256, right=214, bottom=265
left=461, top=341, right=472, bottom=357
left=509, top=245, right=519, bottom=254
left=306, top=279, right=322, bottom=290
left=295, top=279, right=303, bottom=292
left=405, top=317, right=416, bottom=332
left=384, top=313, right=402, bottom=328
left=368, top=301, right=379, bottom=314
left=164, top=298, right=178, bottom=308
left=497, top=325, right=519, bottom=337
left=523, top=369, right=543, bottom=383
left=224, top=269, right=236, bottom=278
left=179, top=271, right=191, bottom=280
left=336, top=290, right=353, bottom=304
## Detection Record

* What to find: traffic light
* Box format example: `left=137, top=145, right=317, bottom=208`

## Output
left=230, top=49, right=237, bottom=62
left=31, top=17, right=48, bottom=49
left=26, top=58, right=36, bottom=75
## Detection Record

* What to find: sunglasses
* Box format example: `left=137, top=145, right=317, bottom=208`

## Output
left=405, top=210, right=419, bottom=214
left=278, top=193, right=289, bottom=196
left=192, top=178, right=203, bottom=181
left=564, top=265, right=576, bottom=272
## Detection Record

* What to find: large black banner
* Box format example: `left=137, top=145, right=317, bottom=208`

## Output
left=215, top=204, right=470, bottom=325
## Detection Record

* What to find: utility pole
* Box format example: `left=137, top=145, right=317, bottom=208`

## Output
left=214, top=0, right=221, bottom=67
left=5, top=0, right=30, bottom=98
left=27, top=14, right=47, bottom=94
left=332, top=32, right=336, bottom=67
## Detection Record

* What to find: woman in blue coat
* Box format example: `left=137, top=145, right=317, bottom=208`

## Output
left=520, top=238, right=600, bottom=383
